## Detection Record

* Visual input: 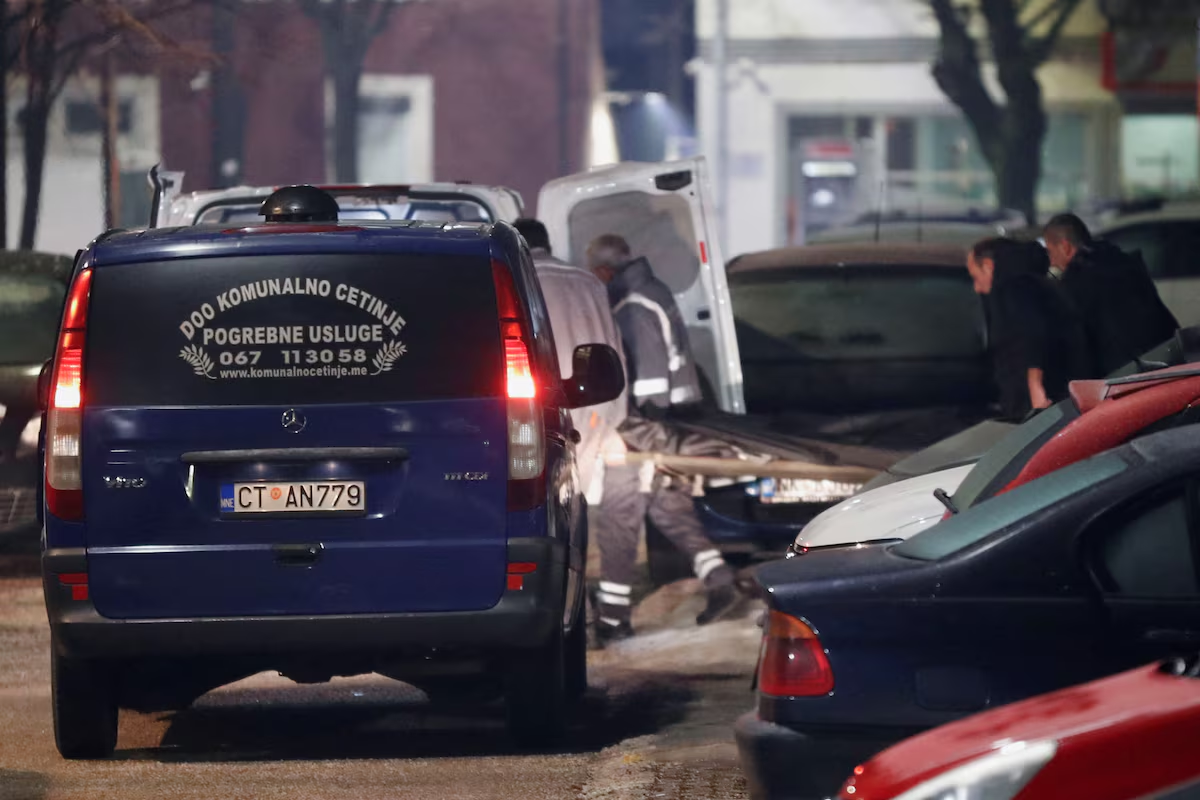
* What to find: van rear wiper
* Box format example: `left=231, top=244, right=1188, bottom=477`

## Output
left=933, top=488, right=958, bottom=515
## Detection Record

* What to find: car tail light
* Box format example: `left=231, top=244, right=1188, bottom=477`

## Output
left=757, top=610, right=834, bottom=697
left=46, top=269, right=93, bottom=521
left=57, top=572, right=89, bottom=601
left=492, top=260, right=544, bottom=510
left=506, top=561, right=537, bottom=591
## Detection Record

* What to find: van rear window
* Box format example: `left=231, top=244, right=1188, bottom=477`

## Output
left=86, top=253, right=502, bottom=406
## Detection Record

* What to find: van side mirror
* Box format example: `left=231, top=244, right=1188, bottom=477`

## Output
left=563, top=344, right=625, bottom=409
left=37, top=359, right=53, bottom=411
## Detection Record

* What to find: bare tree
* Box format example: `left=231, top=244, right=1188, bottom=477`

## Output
left=11, top=0, right=213, bottom=248
left=0, top=4, right=35, bottom=247
left=928, top=0, right=1083, bottom=224
left=297, top=0, right=411, bottom=183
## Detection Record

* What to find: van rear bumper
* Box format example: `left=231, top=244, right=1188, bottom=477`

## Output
left=44, top=538, right=568, bottom=659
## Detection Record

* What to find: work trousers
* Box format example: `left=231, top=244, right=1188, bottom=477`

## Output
left=594, top=463, right=724, bottom=625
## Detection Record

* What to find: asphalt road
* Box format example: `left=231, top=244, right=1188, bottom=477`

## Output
left=0, top=568, right=760, bottom=800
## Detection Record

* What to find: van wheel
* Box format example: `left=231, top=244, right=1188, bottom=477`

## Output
left=565, top=594, right=588, bottom=702
left=504, top=628, right=567, bottom=749
left=646, top=519, right=693, bottom=588
left=52, top=650, right=118, bottom=759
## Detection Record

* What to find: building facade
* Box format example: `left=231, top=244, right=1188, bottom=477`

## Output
left=692, top=0, right=1157, bottom=258
left=8, top=0, right=601, bottom=254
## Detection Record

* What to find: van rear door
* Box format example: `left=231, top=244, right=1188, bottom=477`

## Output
left=81, top=250, right=509, bottom=619
left=537, top=157, right=745, bottom=414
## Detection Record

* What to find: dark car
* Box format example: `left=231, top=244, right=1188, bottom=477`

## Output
left=736, top=424, right=1200, bottom=800
left=0, top=251, right=71, bottom=547
left=659, top=244, right=994, bottom=570
left=40, top=196, right=624, bottom=759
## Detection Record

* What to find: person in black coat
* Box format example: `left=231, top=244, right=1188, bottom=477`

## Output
left=1043, top=213, right=1179, bottom=375
left=968, top=237, right=1092, bottom=420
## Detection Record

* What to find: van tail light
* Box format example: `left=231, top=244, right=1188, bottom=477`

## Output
left=757, top=610, right=834, bottom=697
left=493, top=260, right=544, bottom=511
left=46, top=269, right=93, bottom=521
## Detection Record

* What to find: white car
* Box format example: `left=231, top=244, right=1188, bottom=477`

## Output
left=791, top=392, right=1087, bottom=553
left=794, top=464, right=969, bottom=550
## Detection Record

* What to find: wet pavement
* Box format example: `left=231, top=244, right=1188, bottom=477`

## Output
left=0, top=565, right=759, bottom=799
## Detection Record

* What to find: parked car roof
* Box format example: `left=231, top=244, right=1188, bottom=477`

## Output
left=728, top=243, right=968, bottom=274
left=1100, top=203, right=1200, bottom=230
left=0, top=250, right=74, bottom=283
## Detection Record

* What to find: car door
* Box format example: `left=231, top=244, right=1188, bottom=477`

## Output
left=537, top=158, right=745, bottom=414
left=1082, top=478, right=1200, bottom=662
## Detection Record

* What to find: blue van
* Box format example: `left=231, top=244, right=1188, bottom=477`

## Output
left=39, top=187, right=624, bottom=758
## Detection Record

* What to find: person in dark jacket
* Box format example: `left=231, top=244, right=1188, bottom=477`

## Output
left=584, top=233, right=739, bottom=645
left=969, top=237, right=1092, bottom=419
left=1043, top=213, right=1178, bottom=374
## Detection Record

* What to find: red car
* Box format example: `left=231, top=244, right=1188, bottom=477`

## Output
left=931, top=362, right=1200, bottom=526
left=839, top=655, right=1200, bottom=800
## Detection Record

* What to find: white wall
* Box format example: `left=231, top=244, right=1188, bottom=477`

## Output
left=6, top=75, right=160, bottom=255
left=694, top=0, right=1117, bottom=258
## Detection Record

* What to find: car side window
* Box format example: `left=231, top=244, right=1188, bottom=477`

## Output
left=1103, top=224, right=1167, bottom=278
left=1163, top=222, right=1200, bottom=279
left=1090, top=485, right=1200, bottom=598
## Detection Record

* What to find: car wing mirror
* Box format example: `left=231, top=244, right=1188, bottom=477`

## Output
left=563, top=344, right=625, bottom=409
left=37, top=359, right=53, bottom=412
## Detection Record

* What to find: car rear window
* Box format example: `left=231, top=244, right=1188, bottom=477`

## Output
left=894, top=452, right=1128, bottom=562
left=0, top=273, right=67, bottom=364
left=194, top=198, right=492, bottom=226
left=86, top=253, right=502, bottom=406
left=951, top=402, right=1069, bottom=508
left=730, top=267, right=985, bottom=362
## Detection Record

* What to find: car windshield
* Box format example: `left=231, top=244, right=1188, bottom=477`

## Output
left=895, top=452, right=1129, bottom=561
left=951, top=402, right=1070, bottom=509
left=729, top=267, right=984, bottom=362
left=0, top=273, right=67, bottom=364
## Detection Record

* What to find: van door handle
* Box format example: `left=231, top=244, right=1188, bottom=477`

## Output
left=1144, top=629, right=1200, bottom=645
left=273, top=543, right=323, bottom=567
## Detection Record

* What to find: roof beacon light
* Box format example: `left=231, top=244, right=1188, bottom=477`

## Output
left=259, top=185, right=340, bottom=223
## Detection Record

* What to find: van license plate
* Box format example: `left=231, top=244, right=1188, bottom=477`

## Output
left=221, top=482, right=366, bottom=515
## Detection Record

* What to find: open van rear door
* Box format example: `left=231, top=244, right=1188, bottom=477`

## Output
left=538, top=157, right=745, bottom=414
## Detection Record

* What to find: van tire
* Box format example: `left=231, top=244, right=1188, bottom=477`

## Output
left=52, top=650, right=118, bottom=759
left=646, top=519, right=693, bottom=588
left=504, top=628, right=567, bottom=748
left=565, top=595, right=588, bottom=702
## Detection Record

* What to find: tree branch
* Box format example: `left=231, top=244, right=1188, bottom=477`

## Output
left=1028, top=0, right=1084, bottom=65
left=928, top=0, right=1001, bottom=164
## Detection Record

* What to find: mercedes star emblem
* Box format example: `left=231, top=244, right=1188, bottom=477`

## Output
left=281, top=408, right=307, bottom=434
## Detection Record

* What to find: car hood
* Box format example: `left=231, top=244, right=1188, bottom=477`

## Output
left=842, top=660, right=1200, bottom=800
left=794, top=464, right=971, bottom=549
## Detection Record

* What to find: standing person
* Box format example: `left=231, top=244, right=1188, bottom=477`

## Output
left=514, top=219, right=626, bottom=501
left=968, top=237, right=1091, bottom=419
left=1043, top=213, right=1178, bottom=374
left=585, top=233, right=739, bottom=644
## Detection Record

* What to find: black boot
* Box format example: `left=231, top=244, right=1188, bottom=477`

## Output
left=592, top=617, right=635, bottom=648
left=696, top=564, right=741, bottom=626
left=591, top=584, right=635, bottom=649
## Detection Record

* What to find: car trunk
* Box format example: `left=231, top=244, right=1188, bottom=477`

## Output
left=80, top=251, right=509, bottom=619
